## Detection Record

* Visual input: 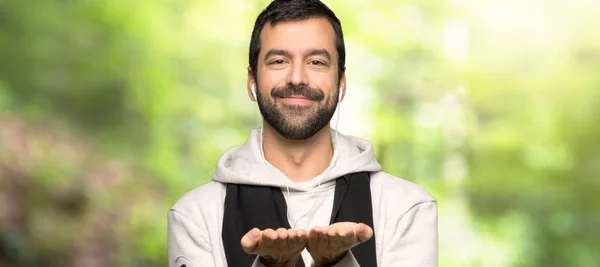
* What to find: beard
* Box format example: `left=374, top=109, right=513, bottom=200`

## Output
left=256, top=84, right=339, bottom=140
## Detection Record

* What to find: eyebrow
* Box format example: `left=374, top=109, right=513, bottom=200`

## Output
left=307, top=49, right=331, bottom=61
left=264, top=49, right=292, bottom=60
left=264, top=48, right=332, bottom=61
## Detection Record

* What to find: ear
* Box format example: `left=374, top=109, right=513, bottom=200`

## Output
left=247, top=66, right=257, bottom=101
left=339, top=74, right=347, bottom=102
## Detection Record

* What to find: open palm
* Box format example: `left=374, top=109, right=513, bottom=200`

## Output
left=241, top=227, right=308, bottom=267
left=306, top=222, right=374, bottom=266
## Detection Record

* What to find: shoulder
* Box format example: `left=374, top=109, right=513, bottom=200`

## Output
left=369, top=171, right=436, bottom=218
left=370, top=171, right=435, bottom=202
left=169, top=181, right=226, bottom=219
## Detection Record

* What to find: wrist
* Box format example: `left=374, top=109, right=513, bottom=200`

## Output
left=258, top=256, right=285, bottom=267
left=314, top=251, right=348, bottom=267
left=258, top=255, right=300, bottom=267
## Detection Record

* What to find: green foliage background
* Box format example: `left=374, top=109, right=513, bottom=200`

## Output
left=1, top=0, right=599, bottom=266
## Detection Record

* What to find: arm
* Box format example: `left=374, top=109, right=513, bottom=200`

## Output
left=330, top=250, right=360, bottom=267
left=168, top=209, right=289, bottom=267
left=381, top=201, right=438, bottom=267
left=168, top=209, right=215, bottom=267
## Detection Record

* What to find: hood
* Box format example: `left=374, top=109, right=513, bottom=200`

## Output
left=211, top=128, right=382, bottom=192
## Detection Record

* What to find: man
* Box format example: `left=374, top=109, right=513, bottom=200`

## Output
left=167, top=0, right=438, bottom=266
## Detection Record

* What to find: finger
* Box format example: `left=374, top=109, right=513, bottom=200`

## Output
left=276, top=228, right=288, bottom=240
left=340, top=228, right=355, bottom=248
left=296, top=229, right=308, bottom=244
left=260, top=228, right=278, bottom=248
left=276, top=228, right=290, bottom=250
left=285, top=229, right=297, bottom=250
left=320, top=226, right=330, bottom=235
left=269, top=228, right=286, bottom=249
left=288, top=229, right=297, bottom=239
left=340, top=232, right=357, bottom=249
left=338, top=227, right=348, bottom=238
left=327, top=226, right=340, bottom=246
left=328, top=227, right=343, bottom=250
left=356, top=223, right=374, bottom=243
left=241, top=228, right=261, bottom=254
left=263, top=228, right=277, bottom=239
left=327, top=226, right=337, bottom=237
left=307, top=227, right=321, bottom=249
left=309, top=226, right=322, bottom=241
left=318, top=227, right=330, bottom=247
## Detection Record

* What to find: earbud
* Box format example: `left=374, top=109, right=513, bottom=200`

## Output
left=251, top=83, right=257, bottom=101
left=338, top=86, right=343, bottom=103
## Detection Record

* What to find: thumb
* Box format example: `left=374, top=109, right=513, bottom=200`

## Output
left=241, top=228, right=261, bottom=254
left=355, top=223, right=373, bottom=243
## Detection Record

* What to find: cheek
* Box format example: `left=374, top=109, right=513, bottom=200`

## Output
left=258, top=69, right=286, bottom=90
left=310, top=73, right=338, bottom=94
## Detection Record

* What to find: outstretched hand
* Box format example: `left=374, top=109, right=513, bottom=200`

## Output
left=241, top=227, right=308, bottom=267
left=306, top=222, right=374, bottom=267
left=240, top=223, right=373, bottom=267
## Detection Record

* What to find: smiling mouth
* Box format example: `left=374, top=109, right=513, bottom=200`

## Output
left=278, top=96, right=314, bottom=105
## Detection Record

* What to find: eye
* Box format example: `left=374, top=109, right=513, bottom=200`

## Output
left=309, top=60, right=326, bottom=66
left=269, top=59, right=286, bottom=65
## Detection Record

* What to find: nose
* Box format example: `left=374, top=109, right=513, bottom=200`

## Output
left=286, top=61, right=309, bottom=86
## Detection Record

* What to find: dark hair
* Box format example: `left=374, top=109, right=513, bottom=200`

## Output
left=249, top=0, right=346, bottom=84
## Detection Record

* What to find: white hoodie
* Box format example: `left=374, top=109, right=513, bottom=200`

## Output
left=168, top=129, right=438, bottom=267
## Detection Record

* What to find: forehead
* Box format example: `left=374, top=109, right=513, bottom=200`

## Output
left=259, top=17, right=337, bottom=58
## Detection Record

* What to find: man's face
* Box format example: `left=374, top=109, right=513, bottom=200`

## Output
left=252, top=17, right=344, bottom=140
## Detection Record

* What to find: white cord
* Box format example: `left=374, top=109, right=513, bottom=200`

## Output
left=288, top=95, right=342, bottom=229
left=256, top=88, right=343, bottom=229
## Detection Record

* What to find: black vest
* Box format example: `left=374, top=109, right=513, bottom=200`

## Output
left=221, top=172, right=377, bottom=267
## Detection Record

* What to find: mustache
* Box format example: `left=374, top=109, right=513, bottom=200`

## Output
left=271, top=85, right=324, bottom=101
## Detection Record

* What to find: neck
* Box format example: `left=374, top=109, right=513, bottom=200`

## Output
left=262, top=122, right=335, bottom=182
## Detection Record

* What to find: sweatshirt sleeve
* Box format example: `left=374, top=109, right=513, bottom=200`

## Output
left=328, top=201, right=438, bottom=267
left=380, top=201, right=438, bottom=267
left=168, top=209, right=279, bottom=267
left=168, top=209, right=216, bottom=267
left=331, top=250, right=360, bottom=267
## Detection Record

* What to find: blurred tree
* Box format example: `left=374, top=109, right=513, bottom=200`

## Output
left=0, top=0, right=599, bottom=266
